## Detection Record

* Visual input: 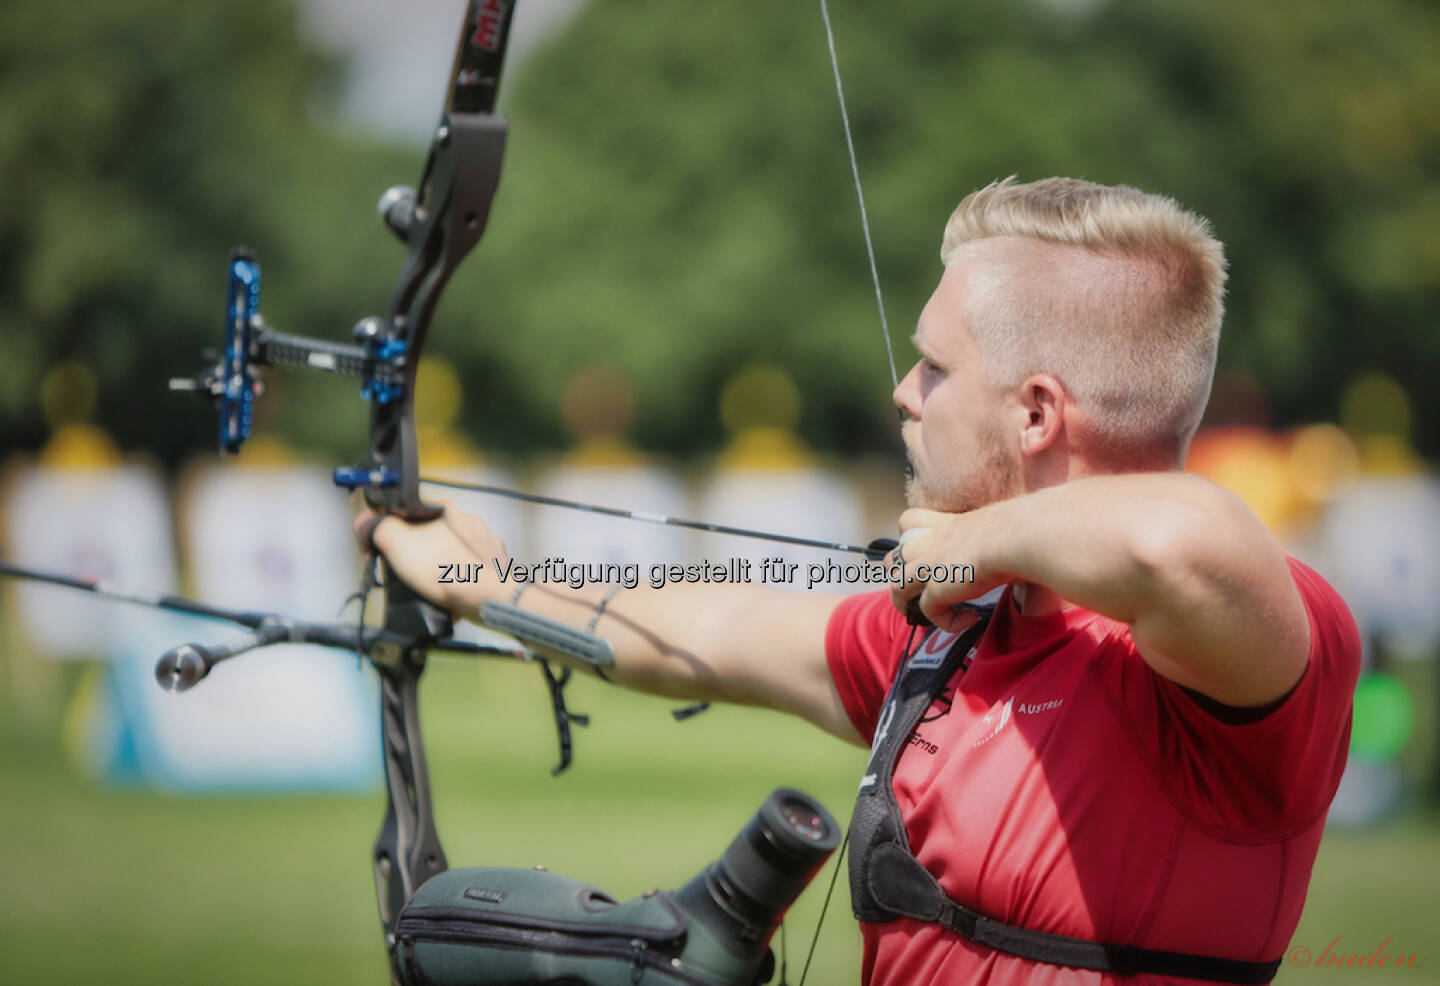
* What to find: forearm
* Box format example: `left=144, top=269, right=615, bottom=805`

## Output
left=445, top=571, right=855, bottom=734
left=364, top=507, right=857, bottom=736
left=452, top=577, right=748, bottom=699
left=967, top=473, right=1232, bottom=622
left=918, top=471, right=1309, bottom=703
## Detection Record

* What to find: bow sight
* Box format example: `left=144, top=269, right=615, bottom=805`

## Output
left=168, top=250, right=409, bottom=458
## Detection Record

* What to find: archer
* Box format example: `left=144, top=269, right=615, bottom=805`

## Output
left=364, top=176, right=1360, bottom=985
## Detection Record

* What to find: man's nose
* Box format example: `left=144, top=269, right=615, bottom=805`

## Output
left=893, top=363, right=921, bottom=421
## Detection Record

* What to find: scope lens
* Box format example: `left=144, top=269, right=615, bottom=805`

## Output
left=688, top=787, right=839, bottom=930
left=777, top=797, right=832, bottom=842
left=670, top=788, right=840, bottom=978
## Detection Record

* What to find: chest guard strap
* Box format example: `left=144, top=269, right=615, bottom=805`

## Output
left=846, top=605, right=1282, bottom=984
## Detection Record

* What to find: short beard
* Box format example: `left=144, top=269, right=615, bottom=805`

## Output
left=905, top=431, right=1020, bottom=514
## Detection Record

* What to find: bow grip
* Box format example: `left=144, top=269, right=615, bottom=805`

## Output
left=372, top=560, right=455, bottom=666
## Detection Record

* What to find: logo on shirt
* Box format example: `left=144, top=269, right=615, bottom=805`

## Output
left=972, top=695, right=1064, bottom=747
left=907, top=627, right=960, bottom=669
left=907, top=609, right=984, bottom=670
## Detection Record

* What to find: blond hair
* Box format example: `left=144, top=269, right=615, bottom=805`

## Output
left=941, top=177, right=1226, bottom=462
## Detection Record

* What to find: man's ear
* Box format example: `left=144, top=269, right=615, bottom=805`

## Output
left=1017, top=374, right=1065, bottom=456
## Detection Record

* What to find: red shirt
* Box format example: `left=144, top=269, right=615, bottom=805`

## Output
left=826, top=558, right=1359, bottom=986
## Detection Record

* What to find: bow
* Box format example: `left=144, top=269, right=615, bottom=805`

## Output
left=164, top=0, right=895, bottom=970
left=0, top=1, right=906, bottom=980
left=342, top=1, right=514, bottom=946
left=166, top=0, right=528, bottom=968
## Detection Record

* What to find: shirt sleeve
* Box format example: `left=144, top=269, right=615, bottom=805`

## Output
left=1099, top=557, right=1362, bottom=838
left=825, top=590, right=911, bottom=744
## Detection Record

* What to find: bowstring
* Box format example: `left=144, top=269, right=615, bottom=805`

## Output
left=796, top=6, right=898, bottom=983
left=819, top=0, right=900, bottom=392
left=798, top=825, right=851, bottom=986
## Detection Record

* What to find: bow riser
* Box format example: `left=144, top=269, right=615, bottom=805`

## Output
left=365, top=7, right=519, bottom=976
left=364, top=113, right=509, bottom=526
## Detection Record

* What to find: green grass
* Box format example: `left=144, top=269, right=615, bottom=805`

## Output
left=1, top=655, right=1436, bottom=985
left=1276, top=815, right=1437, bottom=984
left=0, top=657, right=866, bottom=985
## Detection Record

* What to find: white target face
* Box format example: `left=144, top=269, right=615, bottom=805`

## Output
left=1319, top=476, right=1440, bottom=651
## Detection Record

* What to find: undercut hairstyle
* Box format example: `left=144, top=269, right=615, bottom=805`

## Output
left=941, top=176, right=1226, bottom=463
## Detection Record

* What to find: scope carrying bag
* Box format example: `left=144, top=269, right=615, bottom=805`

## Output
left=394, top=787, right=839, bottom=986
left=394, top=866, right=767, bottom=986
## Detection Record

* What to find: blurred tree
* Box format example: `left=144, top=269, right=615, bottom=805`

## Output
left=3, top=0, right=1436, bottom=463
left=0, top=0, right=415, bottom=460
left=450, top=0, right=1438, bottom=457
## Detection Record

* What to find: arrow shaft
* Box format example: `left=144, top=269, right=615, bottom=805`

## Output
left=419, top=475, right=885, bottom=558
